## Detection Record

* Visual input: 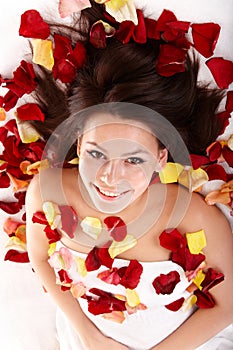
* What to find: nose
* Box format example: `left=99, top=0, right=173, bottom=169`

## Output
left=98, top=159, right=123, bottom=186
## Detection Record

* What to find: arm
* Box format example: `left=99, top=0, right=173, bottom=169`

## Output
left=25, top=174, right=128, bottom=350
left=151, top=196, right=233, bottom=350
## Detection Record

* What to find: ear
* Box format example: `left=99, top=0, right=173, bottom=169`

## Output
left=158, top=148, right=168, bottom=170
left=77, top=135, right=82, bottom=157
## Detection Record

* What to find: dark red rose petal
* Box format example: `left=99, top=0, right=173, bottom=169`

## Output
left=115, top=21, right=135, bottom=44
left=132, top=9, right=147, bottom=44
left=222, top=146, right=233, bottom=167
left=104, top=216, right=127, bottom=242
left=4, top=249, right=29, bottom=263
left=194, top=290, right=215, bottom=308
left=19, top=10, right=50, bottom=39
left=145, top=18, right=157, bottom=39
left=201, top=268, right=224, bottom=293
left=71, top=41, right=87, bottom=68
left=85, top=246, right=102, bottom=271
left=120, top=259, right=143, bottom=289
left=90, top=22, right=107, bottom=49
left=191, top=23, right=220, bottom=58
left=3, top=91, right=19, bottom=111
left=0, top=201, right=23, bottom=214
left=98, top=246, right=114, bottom=269
left=190, top=154, right=210, bottom=169
left=155, top=9, right=177, bottom=40
left=206, top=57, right=233, bottom=89
left=226, top=91, right=233, bottom=112
left=205, top=164, right=227, bottom=182
left=152, top=270, right=180, bottom=295
left=207, top=141, right=222, bottom=162
left=58, top=269, right=73, bottom=284
left=216, top=111, right=231, bottom=135
left=53, top=34, right=73, bottom=60
left=88, top=288, right=126, bottom=315
left=16, top=103, right=45, bottom=122
left=165, top=297, right=184, bottom=311
left=0, top=172, right=10, bottom=188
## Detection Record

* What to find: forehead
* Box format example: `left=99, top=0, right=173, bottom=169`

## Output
left=81, top=113, right=158, bottom=150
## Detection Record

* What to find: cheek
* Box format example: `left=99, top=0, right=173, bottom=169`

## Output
left=79, top=156, right=102, bottom=181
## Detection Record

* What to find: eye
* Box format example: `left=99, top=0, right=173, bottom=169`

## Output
left=126, top=157, right=145, bottom=165
left=87, top=150, right=106, bottom=159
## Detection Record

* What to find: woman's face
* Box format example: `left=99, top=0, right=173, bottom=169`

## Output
left=77, top=114, right=167, bottom=214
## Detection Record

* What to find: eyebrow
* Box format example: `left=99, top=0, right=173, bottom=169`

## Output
left=86, top=141, right=150, bottom=157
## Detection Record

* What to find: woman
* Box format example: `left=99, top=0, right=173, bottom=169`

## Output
left=2, top=1, right=233, bottom=349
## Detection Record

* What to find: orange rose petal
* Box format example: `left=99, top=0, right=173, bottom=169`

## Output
left=0, top=107, right=6, bottom=121
left=205, top=190, right=230, bottom=205
left=101, top=310, right=125, bottom=323
left=7, top=173, right=29, bottom=192
left=15, top=224, right=27, bottom=244
left=220, top=179, right=233, bottom=193
left=3, top=217, right=21, bottom=236
left=25, top=159, right=50, bottom=175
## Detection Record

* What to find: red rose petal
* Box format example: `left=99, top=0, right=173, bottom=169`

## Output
left=155, top=9, right=177, bottom=40
left=44, top=225, right=61, bottom=244
left=194, top=290, right=215, bottom=308
left=32, top=211, right=48, bottom=225
left=222, top=146, right=233, bottom=167
left=159, top=229, right=186, bottom=252
left=4, top=249, right=29, bottom=263
left=53, top=34, right=73, bottom=59
left=0, top=172, right=10, bottom=188
left=98, top=246, right=114, bottom=269
left=216, top=111, right=231, bottom=135
left=88, top=288, right=126, bottom=315
left=226, top=91, right=233, bottom=112
left=206, top=141, right=222, bottom=162
left=206, top=57, right=233, bottom=89
left=90, top=22, right=107, bottom=49
left=0, top=201, right=22, bottom=214
left=115, top=21, right=135, bottom=44
left=156, top=44, right=187, bottom=77
left=3, top=91, right=19, bottom=111
left=98, top=268, right=121, bottom=285
left=85, top=246, right=102, bottom=271
left=191, top=23, right=221, bottom=58
left=152, top=270, right=180, bottom=295
left=165, top=297, right=184, bottom=311
left=132, top=9, right=147, bottom=44
left=201, top=268, right=224, bottom=293
left=104, top=216, right=127, bottom=242
left=190, top=154, right=210, bottom=169
left=53, top=58, right=77, bottom=83
left=16, top=103, right=45, bottom=122
left=58, top=269, right=73, bottom=284
left=59, top=205, right=78, bottom=239
left=205, top=164, right=227, bottom=181
left=145, top=18, right=157, bottom=39
left=120, top=260, right=143, bottom=289
left=19, top=10, right=50, bottom=39
left=71, top=41, right=87, bottom=68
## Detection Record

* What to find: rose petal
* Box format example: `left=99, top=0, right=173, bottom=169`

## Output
left=191, top=23, right=220, bottom=58
left=205, top=164, right=227, bottom=182
left=165, top=297, right=184, bottom=311
left=108, top=234, right=137, bottom=258
left=97, top=268, right=121, bottom=285
left=125, top=288, right=140, bottom=307
left=206, top=57, right=233, bottom=89
left=104, top=0, right=138, bottom=25
left=4, top=249, right=29, bottom=263
left=59, top=205, right=78, bottom=239
left=159, top=162, right=184, bottom=184
left=19, top=10, right=50, bottom=39
left=15, top=118, right=41, bottom=143
left=58, top=0, right=91, bottom=18
left=80, top=216, right=102, bottom=239
left=0, top=107, right=6, bottom=121
left=159, top=228, right=186, bottom=252
left=90, top=21, right=107, bottom=49
left=194, top=290, right=215, bottom=308
left=120, top=259, right=143, bottom=289
left=71, top=282, right=86, bottom=298
left=222, top=146, right=233, bottom=167
left=104, top=216, right=127, bottom=242
left=205, top=190, right=230, bottom=206
left=0, top=172, right=10, bottom=188
left=186, top=230, right=206, bottom=255
left=43, top=201, right=61, bottom=228
left=201, top=268, right=224, bottom=292
left=31, top=39, right=54, bottom=70
left=74, top=256, right=87, bottom=277
left=152, top=270, right=180, bottom=295
left=178, top=167, right=209, bottom=192
left=53, top=58, right=77, bottom=83
left=226, top=91, right=233, bottom=112
left=3, top=217, right=22, bottom=236
left=102, top=310, right=125, bottom=323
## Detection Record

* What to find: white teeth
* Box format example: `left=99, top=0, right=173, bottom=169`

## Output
left=99, top=188, right=120, bottom=197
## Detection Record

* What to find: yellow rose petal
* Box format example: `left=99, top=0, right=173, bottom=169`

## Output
left=104, top=0, right=138, bottom=25
left=75, top=256, right=87, bottom=277
left=178, top=167, right=209, bottom=192
left=42, top=201, right=61, bottom=229
left=5, top=236, right=27, bottom=252
left=108, top=234, right=137, bottom=258
left=186, top=229, right=206, bottom=254
left=159, top=162, right=184, bottom=184
left=126, top=288, right=140, bottom=307
left=68, top=157, right=79, bottom=165
left=80, top=216, right=102, bottom=239
left=31, top=39, right=54, bottom=70
left=193, top=270, right=205, bottom=290
left=48, top=243, right=57, bottom=256
left=15, top=116, right=41, bottom=143
left=15, top=224, right=26, bottom=244
left=181, top=294, right=197, bottom=312
left=25, top=159, right=50, bottom=175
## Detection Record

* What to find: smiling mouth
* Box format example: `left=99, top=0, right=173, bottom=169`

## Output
left=93, top=184, right=130, bottom=200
